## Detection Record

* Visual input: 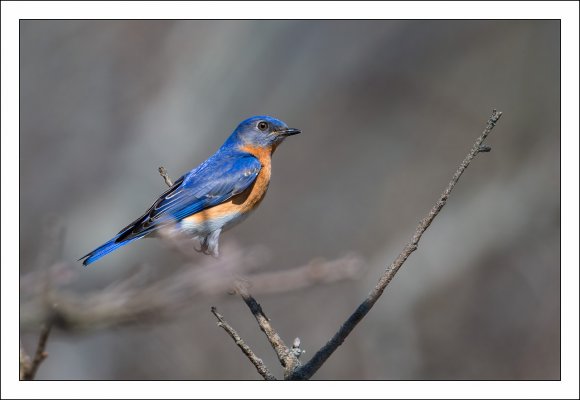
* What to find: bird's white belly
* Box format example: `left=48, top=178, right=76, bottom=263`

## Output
left=179, top=210, right=251, bottom=237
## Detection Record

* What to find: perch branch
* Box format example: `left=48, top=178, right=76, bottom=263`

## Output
left=211, top=306, right=277, bottom=380
left=288, top=109, right=503, bottom=380
left=20, top=322, right=53, bottom=380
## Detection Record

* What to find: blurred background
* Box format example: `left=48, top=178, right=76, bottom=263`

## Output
left=19, top=20, right=560, bottom=380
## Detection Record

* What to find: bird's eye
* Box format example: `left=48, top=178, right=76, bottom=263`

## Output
left=257, top=121, right=269, bottom=131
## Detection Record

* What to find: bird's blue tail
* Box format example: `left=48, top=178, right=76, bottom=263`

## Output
left=79, top=233, right=144, bottom=266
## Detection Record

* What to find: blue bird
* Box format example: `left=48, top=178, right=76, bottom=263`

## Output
left=80, top=116, right=300, bottom=266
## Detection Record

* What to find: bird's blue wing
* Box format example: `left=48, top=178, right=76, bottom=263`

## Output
left=116, top=153, right=261, bottom=241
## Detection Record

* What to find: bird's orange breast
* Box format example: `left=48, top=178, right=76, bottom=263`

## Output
left=184, top=145, right=272, bottom=225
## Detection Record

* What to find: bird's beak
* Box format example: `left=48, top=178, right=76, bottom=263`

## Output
left=278, top=128, right=301, bottom=136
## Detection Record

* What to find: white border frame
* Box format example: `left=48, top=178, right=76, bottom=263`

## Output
left=2, top=2, right=578, bottom=399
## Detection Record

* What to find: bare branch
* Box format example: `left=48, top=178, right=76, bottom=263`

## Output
left=236, top=285, right=301, bottom=378
left=21, top=323, right=53, bottom=380
left=289, top=109, right=503, bottom=380
left=211, top=306, right=277, bottom=380
left=19, top=342, right=31, bottom=380
left=20, top=219, right=64, bottom=380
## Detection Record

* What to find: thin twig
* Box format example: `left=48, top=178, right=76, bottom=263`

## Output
left=21, top=322, right=53, bottom=380
left=289, top=109, right=503, bottom=380
left=158, top=166, right=173, bottom=187
left=21, top=220, right=62, bottom=380
left=236, top=284, right=301, bottom=378
left=211, top=307, right=277, bottom=380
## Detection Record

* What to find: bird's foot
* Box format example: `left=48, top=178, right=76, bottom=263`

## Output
left=196, top=230, right=221, bottom=257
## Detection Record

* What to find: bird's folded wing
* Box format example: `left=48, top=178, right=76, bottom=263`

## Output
left=116, top=154, right=262, bottom=241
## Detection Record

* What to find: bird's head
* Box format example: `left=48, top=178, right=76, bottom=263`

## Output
left=225, top=115, right=300, bottom=152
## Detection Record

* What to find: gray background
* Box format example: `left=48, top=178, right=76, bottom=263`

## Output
left=20, top=20, right=560, bottom=380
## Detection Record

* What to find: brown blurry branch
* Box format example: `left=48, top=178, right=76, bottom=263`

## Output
left=20, top=236, right=361, bottom=381
left=21, top=245, right=364, bottom=332
left=212, top=110, right=502, bottom=380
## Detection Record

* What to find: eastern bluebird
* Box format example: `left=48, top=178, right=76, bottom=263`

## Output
left=79, top=116, right=300, bottom=266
